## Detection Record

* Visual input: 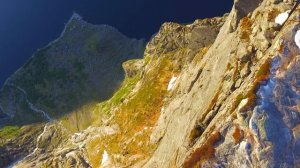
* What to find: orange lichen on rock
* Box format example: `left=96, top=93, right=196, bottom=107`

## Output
left=243, top=58, right=271, bottom=109
left=267, top=9, right=280, bottom=22
left=88, top=56, right=177, bottom=166
left=255, top=58, right=271, bottom=82
left=278, top=42, right=285, bottom=54
left=183, top=131, right=221, bottom=168
left=232, top=127, right=244, bottom=144
left=240, top=17, right=253, bottom=42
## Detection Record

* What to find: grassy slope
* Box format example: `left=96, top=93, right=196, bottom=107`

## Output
left=85, top=51, right=183, bottom=167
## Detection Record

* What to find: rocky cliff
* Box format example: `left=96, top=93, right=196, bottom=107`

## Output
left=1, top=0, right=300, bottom=167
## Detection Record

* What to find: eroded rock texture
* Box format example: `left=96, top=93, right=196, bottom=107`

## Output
left=2, top=0, right=300, bottom=168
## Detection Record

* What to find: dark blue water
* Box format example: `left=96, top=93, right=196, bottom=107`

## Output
left=0, top=0, right=233, bottom=87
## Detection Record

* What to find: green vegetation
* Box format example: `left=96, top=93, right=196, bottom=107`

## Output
left=13, top=45, right=90, bottom=118
left=65, top=19, right=77, bottom=32
left=85, top=34, right=100, bottom=52
left=86, top=53, right=177, bottom=167
left=98, top=74, right=141, bottom=115
left=73, top=59, right=85, bottom=73
left=144, top=54, right=151, bottom=65
left=0, top=126, right=20, bottom=146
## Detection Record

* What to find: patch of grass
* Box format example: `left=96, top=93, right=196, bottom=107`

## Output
left=13, top=44, right=92, bottom=118
left=144, top=55, right=151, bottom=65
left=192, top=47, right=209, bottom=66
left=87, top=53, right=176, bottom=166
left=65, top=19, right=78, bottom=32
left=98, top=74, right=141, bottom=115
left=73, top=59, right=85, bottom=73
left=0, top=126, right=20, bottom=146
left=85, top=34, right=101, bottom=52
left=109, top=57, right=173, bottom=153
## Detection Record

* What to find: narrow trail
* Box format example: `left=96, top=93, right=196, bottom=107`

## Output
left=7, top=83, right=53, bottom=121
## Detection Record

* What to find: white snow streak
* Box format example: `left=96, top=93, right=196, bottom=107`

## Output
left=275, top=10, right=290, bottom=25
left=237, top=98, right=248, bottom=111
left=295, top=30, right=300, bottom=49
left=167, top=76, right=177, bottom=91
left=101, top=150, right=110, bottom=167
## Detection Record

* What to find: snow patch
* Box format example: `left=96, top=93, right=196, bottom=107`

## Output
left=275, top=10, right=290, bottom=25
left=238, top=98, right=248, bottom=111
left=167, top=76, right=177, bottom=91
left=66, top=151, right=76, bottom=158
left=295, top=30, right=300, bottom=49
left=101, top=150, right=110, bottom=167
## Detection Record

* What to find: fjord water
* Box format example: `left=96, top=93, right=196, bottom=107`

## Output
left=0, top=0, right=232, bottom=87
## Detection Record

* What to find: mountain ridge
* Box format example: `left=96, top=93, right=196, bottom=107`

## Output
left=2, top=0, right=300, bottom=167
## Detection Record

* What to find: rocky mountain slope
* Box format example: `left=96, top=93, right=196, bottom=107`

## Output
left=1, top=0, right=300, bottom=167
left=0, top=13, right=145, bottom=128
left=0, top=13, right=145, bottom=167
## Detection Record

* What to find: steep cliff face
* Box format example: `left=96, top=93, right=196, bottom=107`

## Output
left=5, top=16, right=225, bottom=168
left=146, top=0, right=300, bottom=167
left=2, top=0, right=300, bottom=167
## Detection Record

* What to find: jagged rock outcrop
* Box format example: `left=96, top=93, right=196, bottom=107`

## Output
left=145, top=0, right=300, bottom=167
left=2, top=0, right=300, bottom=168
left=1, top=14, right=226, bottom=168
left=0, top=124, right=44, bottom=168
